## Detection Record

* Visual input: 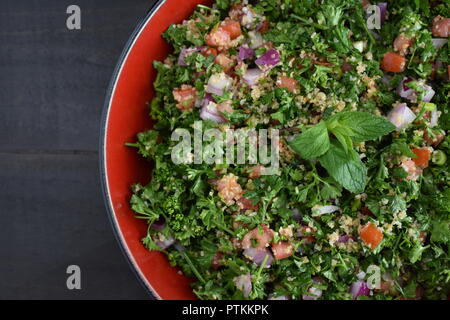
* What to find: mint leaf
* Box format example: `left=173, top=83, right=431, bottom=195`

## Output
left=289, top=121, right=330, bottom=159
left=327, top=112, right=395, bottom=142
left=319, top=141, right=368, bottom=193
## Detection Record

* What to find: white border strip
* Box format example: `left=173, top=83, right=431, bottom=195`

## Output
left=102, top=0, right=167, bottom=300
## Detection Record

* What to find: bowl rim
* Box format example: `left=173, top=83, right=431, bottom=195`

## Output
left=99, top=0, right=167, bottom=300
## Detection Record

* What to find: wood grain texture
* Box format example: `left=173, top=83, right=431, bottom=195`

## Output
left=0, top=0, right=158, bottom=299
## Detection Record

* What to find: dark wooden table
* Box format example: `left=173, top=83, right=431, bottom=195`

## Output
left=0, top=0, right=158, bottom=299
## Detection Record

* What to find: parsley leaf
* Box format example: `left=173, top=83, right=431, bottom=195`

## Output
left=288, top=121, right=330, bottom=159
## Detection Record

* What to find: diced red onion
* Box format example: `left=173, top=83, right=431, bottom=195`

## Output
left=234, top=273, right=252, bottom=298
left=206, top=72, right=232, bottom=96
left=387, top=103, right=416, bottom=130
left=432, top=38, right=448, bottom=49
left=397, top=77, right=416, bottom=101
left=174, top=242, right=186, bottom=252
left=248, top=31, right=264, bottom=49
left=350, top=280, right=370, bottom=299
left=243, top=68, right=263, bottom=86
left=241, top=7, right=256, bottom=29
left=156, top=236, right=175, bottom=250
left=255, top=49, right=280, bottom=70
left=338, top=235, right=356, bottom=243
left=397, top=77, right=435, bottom=102
left=377, top=3, right=387, bottom=25
left=430, top=109, right=441, bottom=127
left=422, top=84, right=435, bottom=102
left=243, top=247, right=273, bottom=267
left=238, top=45, right=255, bottom=61
left=312, top=205, right=340, bottom=216
left=201, top=94, right=214, bottom=109
left=178, top=47, right=202, bottom=66
left=151, top=219, right=166, bottom=231
left=200, top=101, right=226, bottom=123
left=268, top=294, right=290, bottom=300
left=302, top=280, right=323, bottom=300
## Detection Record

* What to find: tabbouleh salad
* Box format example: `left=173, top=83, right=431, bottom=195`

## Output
left=127, top=0, right=450, bottom=300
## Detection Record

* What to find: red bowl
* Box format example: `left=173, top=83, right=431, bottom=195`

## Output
left=100, top=0, right=212, bottom=300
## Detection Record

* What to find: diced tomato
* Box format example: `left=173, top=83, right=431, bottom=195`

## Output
left=248, top=165, right=264, bottom=179
left=361, top=206, right=373, bottom=216
left=258, top=20, right=270, bottom=34
left=206, top=27, right=231, bottom=48
left=272, top=242, right=294, bottom=260
left=299, top=226, right=316, bottom=244
left=228, top=4, right=245, bottom=21
left=411, top=147, right=431, bottom=168
left=221, top=19, right=242, bottom=40
left=360, top=222, right=383, bottom=249
left=202, top=47, right=218, bottom=58
left=242, top=225, right=274, bottom=249
left=172, top=85, right=197, bottom=111
left=313, top=60, right=332, bottom=67
left=432, top=16, right=450, bottom=37
left=393, top=34, right=413, bottom=56
left=237, top=196, right=259, bottom=211
left=211, top=251, right=223, bottom=270
left=381, top=51, right=406, bottom=73
left=341, top=62, right=353, bottom=72
left=361, top=0, right=371, bottom=9
left=215, top=53, right=235, bottom=72
left=277, top=76, right=299, bottom=92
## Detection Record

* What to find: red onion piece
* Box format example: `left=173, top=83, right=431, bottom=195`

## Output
left=422, top=84, right=435, bottom=102
left=255, top=49, right=280, bottom=70
left=312, top=205, right=340, bottom=217
left=156, top=236, right=175, bottom=250
left=377, top=3, right=387, bottom=25
left=206, top=72, right=232, bottom=96
left=238, top=45, right=255, bottom=61
left=432, top=38, right=448, bottom=49
left=178, top=47, right=202, bottom=66
left=387, top=103, right=416, bottom=130
left=397, top=77, right=435, bottom=102
left=430, top=109, right=441, bottom=127
left=268, top=294, right=290, bottom=300
left=151, top=219, right=166, bottom=231
left=200, top=101, right=226, bottom=123
left=350, top=280, right=370, bottom=299
left=234, top=273, right=252, bottom=298
left=243, top=247, right=273, bottom=267
left=338, top=235, right=356, bottom=243
left=397, top=77, right=416, bottom=101
left=243, top=68, right=263, bottom=86
left=302, top=279, right=323, bottom=300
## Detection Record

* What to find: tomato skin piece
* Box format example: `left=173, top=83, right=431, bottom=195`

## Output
left=360, top=222, right=383, bottom=249
left=242, top=225, right=274, bottom=249
left=237, top=196, right=259, bottom=211
left=221, top=20, right=242, bottom=40
left=277, top=76, right=298, bottom=92
left=215, top=53, right=235, bottom=72
left=258, top=20, right=270, bottom=34
left=432, top=16, right=450, bottom=37
left=202, top=47, right=218, bottom=58
left=393, top=34, right=413, bottom=56
left=172, top=85, right=197, bottom=111
left=381, top=51, right=406, bottom=73
left=412, top=148, right=431, bottom=168
left=272, top=242, right=294, bottom=260
left=205, top=27, right=231, bottom=48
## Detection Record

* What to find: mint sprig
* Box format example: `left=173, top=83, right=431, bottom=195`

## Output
left=288, top=111, right=395, bottom=193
